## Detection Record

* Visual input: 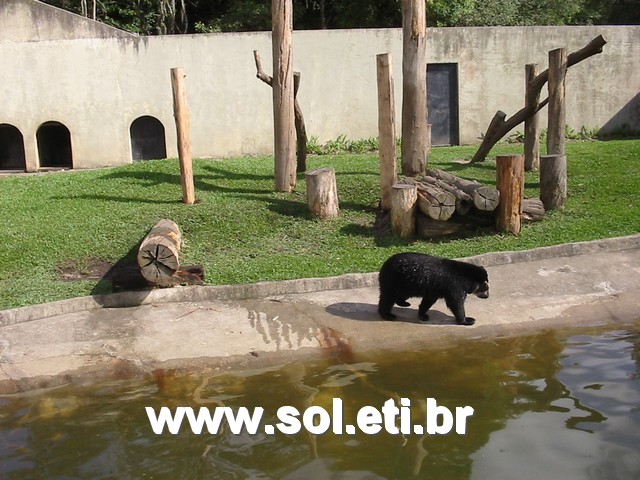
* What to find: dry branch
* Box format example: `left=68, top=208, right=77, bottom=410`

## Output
left=253, top=50, right=307, bottom=172
left=470, top=35, right=606, bottom=163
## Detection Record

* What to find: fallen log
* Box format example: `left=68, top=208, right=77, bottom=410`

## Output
left=416, top=214, right=462, bottom=239
left=401, top=177, right=455, bottom=220
left=426, top=169, right=500, bottom=211
left=137, top=219, right=182, bottom=286
left=522, top=197, right=545, bottom=223
left=419, top=175, right=473, bottom=215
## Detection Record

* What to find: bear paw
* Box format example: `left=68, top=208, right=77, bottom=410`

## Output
left=379, top=311, right=397, bottom=321
left=418, top=312, right=430, bottom=323
left=396, top=300, right=411, bottom=307
left=459, top=317, right=476, bottom=326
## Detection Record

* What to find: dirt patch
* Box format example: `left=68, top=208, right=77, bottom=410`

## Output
left=55, top=258, right=113, bottom=281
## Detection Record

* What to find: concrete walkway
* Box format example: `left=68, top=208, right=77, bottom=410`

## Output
left=1, top=235, right=639, bottom=393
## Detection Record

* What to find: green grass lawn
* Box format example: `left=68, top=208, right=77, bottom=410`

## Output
left=1, top=139, right=638, bottom=310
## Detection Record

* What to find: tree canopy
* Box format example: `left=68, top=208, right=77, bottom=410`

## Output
left=43, top=0, right=640, bottom=35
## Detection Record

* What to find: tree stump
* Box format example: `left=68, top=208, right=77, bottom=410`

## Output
left=496, top=154, right=524, bottom=235
left=391, top=183, right=417, bottom=238
left=524, top=63, right=541, bottom=172
left=306, top=168, right=339, bottom=219
left=540, top=154, right=567, bottom=210
left=137, top=219, right=182, bottom=286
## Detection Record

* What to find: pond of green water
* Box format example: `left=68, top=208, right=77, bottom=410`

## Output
left=1, top=321, right=639, bottom=479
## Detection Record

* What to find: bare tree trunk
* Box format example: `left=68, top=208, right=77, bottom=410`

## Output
left=376, top=53, right=398, bottom=211
left=401, top=0, right=428, bottom=176
left=524, top=63, right=540, bottom=171
left=547, top=48, right=567, bottom=156
left=272, top=0, right=297, bottom=192
left=253, top=50, right=307, bottom=174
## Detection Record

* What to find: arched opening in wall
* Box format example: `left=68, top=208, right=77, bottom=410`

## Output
left=130, top=116, right=167, bottom=161
left=36, top=121, right=73, bottom=169
left=0, top=124, right=26, bottom=171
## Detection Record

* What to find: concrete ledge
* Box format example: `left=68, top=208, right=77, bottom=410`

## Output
left=1, top=234, right=639, bottom=327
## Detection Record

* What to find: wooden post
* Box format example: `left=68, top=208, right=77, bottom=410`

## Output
left=272, top=0, right=296, bottom=193
left=170, top=67, right=196, bottom=205
left=391, top=184, right=417, bottom=238
left=306, top=168, right=339, bottom=219
left=547, top=48, right=567, bottom=156
left=376, top=53, right=397, bottom=211
left=401, top=0, right=428, bottom=176
left=524, top=63, right=540, bottom=171
left=540, top=154, right=567, bottom=210
left=496, top=154, right=524, bottom=235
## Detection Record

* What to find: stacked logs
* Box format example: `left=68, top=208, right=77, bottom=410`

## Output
left=393, top=169, right=544, bottom=239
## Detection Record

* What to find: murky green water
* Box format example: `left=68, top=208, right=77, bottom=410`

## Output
left=1, top=322, right=639, bottom=479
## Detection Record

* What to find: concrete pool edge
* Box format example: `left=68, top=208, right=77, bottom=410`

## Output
left=2, top=233, right=639, bottom=327
left=0, top=234, right=639, bottom=394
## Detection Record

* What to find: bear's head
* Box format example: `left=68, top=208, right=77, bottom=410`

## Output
left=474, top=280, right=490, bottom=299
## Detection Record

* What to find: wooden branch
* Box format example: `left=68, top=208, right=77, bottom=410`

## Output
left=254, top=49, right=306, bottom=172
left=471, top=35, right=606, bottom=163
left=253, top=50, right=272, bottom=86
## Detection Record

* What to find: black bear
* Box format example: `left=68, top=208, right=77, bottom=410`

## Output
left=378, top=252, right=489, bottom=325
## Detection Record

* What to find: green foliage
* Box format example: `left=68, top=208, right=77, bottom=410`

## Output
left=41, top=0, right=639, bottom=35
left=307, top=135, right=380, bottom=155
left=1, top=140, right=639, bottom=310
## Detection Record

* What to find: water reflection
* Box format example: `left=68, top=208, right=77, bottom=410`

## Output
left=0, top=323, right=639, bottom=479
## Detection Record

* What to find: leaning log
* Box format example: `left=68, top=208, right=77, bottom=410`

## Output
left=471, top=35, right=607, bottom=163
left=426, top=169, right=500, bottom=211
left=137, top=219, right=182, bottom=286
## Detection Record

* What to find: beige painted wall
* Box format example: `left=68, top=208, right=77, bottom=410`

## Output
left=0, top=3, right=638, bottom=170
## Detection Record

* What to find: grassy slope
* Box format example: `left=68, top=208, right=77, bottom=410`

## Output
left=0, top=140, right=638, bottom=310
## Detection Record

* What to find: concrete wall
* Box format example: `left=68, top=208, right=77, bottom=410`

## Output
left=0, top=0, right=136, bottom=42
left=0, top=3, right=638, bottom=170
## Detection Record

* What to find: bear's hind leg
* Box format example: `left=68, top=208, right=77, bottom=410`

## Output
left=396, top=296, right=411, bottom=307
left=378, top=293, right=397, bottom=321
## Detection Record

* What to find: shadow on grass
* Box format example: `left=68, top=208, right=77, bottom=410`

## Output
left=90, top=241, right=153, bottom=307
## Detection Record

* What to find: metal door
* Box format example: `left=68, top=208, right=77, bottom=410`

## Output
left=427, top=63, right=459, bottom=146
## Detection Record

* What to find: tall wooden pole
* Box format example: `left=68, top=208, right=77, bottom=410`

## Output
left=547, top=48, right=567, bottom=156
left=170, top=67, right=196, bottom=205
left=401, top=0, right=428, bottom=176
left=524, top=63, right=540, bottom=171
left=496, top=154, right=524, bottom=235
left=376, top=53, right=397, bottom=211
left=272, top=0, right=296, bottom=193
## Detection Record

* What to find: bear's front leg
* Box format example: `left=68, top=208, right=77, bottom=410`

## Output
left=445, top=294, right=475, bottom=326
left=418, top=293, right=438, bottom=322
